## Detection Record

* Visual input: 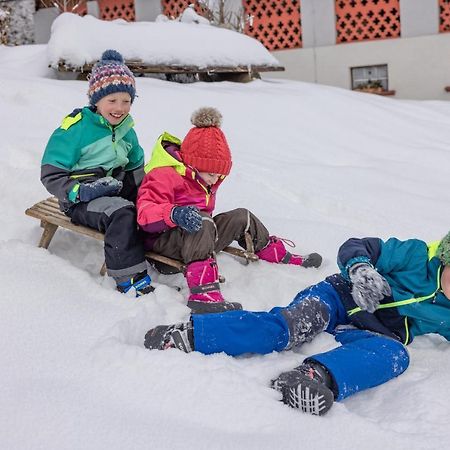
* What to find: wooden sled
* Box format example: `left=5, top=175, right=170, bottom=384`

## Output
left=25, top=197, right=259, bottom=276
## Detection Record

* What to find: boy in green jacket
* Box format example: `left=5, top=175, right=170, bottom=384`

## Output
left=41, top=50, right=152, bottom=296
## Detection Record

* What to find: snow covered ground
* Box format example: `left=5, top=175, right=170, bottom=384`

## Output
left=1, top=43, right=450, bottom=450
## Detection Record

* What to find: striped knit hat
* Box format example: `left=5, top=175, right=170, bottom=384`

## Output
left=437, top=231, right=450, bottom=266
left=88, top=50, right=136, bottom=107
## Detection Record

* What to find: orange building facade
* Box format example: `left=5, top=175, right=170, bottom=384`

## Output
left=37, top=1, right=450, bottom=50
left=50, top=1, right=450, bottom=47
left=35, top=0, right=450, bottom=99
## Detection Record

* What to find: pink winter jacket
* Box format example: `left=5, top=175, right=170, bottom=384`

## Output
left=136, top=132, right=223, bottom=250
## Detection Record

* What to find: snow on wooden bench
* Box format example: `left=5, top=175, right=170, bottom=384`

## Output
left=48, top=14, right=285, bottom=83
left=56, top=59, right=285, bottom=83
left=25, top=197, right=258, bottom=276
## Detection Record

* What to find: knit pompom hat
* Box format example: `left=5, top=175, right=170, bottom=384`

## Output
left=180, top=107, right=232, bottom=175
left=88, top=49, right=136, bottom=107
left=437, top=231, right=450, bottom=266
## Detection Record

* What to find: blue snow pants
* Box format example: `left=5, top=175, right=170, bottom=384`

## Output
left=192, top=280, right=410, bottom=400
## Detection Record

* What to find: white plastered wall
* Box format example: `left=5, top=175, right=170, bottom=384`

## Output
left=265, top=32, right=450, bottom=100
left=264, top=0, right=450, bottom=100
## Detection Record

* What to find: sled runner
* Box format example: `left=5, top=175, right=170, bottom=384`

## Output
left=25, top=197, right=259, bottom=276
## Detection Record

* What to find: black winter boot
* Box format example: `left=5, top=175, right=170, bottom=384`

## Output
left=301, top=253, right=323, bottom=268
left=271, top=360, right=335, bottom=416
left=144, top=322, right=194, bottom=353
left=187, top=300, right=243, bottom=314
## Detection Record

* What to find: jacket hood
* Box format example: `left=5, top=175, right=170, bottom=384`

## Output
left=144, top=132, right=185, bottom=175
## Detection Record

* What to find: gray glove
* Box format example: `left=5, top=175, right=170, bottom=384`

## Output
left=348, top=263, right=391, bottom=313
left=78, top=176, right=123, bottom=202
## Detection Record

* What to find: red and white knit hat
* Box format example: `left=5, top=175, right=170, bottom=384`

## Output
left=180, top=107, right=232, bottom=175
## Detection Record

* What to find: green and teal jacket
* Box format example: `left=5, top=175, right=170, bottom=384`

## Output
left=41, top=107, right=145, bottom=211
left=337, top=236, right=449, bottom=343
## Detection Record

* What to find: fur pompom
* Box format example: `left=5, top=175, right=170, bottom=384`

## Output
left=438, top=231, right=450, bottom=266
left=191, top=107, right=222, bottom=128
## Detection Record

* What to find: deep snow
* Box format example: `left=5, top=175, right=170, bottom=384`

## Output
left=1, top=42, right=450, bottom=450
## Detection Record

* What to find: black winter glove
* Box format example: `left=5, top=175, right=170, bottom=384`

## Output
left=78, top=176, right=123, bottom=202
left=349, top=263, right=392, bottom=313
left=171, top=206, right=202, bottom=233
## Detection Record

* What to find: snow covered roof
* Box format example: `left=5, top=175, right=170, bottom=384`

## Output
left=47, top=13, right=283, bottom=72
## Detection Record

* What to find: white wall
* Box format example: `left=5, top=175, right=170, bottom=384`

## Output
left=264, top=0, right=449, bottom=99
left=400, top=0, right=439, bottom=38
left=134, top=0, right=161, bottom=21
left=266, top=33, right=450, bottom=100
left=33, top=6, right=59, bottom=44
left=301, top=0, right=335, bottom=48
left=87, top=0, right=99, bottom=18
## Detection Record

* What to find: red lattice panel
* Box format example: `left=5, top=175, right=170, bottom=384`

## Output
left=439, top=0, right=450, bottom=33
left=336, top=0, right=400, bottom=43
left=98, top=0, right=135, bottom=21
left=161, top=1, right=204, bottom=19
left=244, top=0, right=302, bottom=51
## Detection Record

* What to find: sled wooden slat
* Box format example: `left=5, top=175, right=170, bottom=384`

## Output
left=26, top=198, right=105, bottom=243
left=25, top=197, right=258, bottom=275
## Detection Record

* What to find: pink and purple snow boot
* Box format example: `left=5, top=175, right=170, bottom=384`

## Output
left=185, top=258, right=242, bottom=314
left=256, top=236, right=322, bottom=268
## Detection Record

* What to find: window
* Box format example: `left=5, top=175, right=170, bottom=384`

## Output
left=351, top=64, right=388, bottom=91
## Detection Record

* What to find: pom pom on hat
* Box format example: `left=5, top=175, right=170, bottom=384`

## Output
left=181, top=107, right=232, bottom=176
left=88, top=49, right=136, bottom=107
left=437, top=231, right=450, bottom=266
left=191, top=107, right=222, bottom=128
left=99, top=49, right=124, bottom=64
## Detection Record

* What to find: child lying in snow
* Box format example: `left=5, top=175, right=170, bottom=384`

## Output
left=144, top=231, right=450, bottom=416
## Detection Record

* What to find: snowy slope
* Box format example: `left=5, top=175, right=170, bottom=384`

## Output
left=1, top=44, right=450, bottom=450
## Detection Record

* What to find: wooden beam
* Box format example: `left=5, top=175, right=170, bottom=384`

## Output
left=55, top=60, right=285, bottom=75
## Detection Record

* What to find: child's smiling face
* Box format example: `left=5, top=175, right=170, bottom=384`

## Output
left=96, top=92, right=131, bottom=125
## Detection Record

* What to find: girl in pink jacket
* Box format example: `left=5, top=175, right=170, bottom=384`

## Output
left=137, top=107, right=321, bottom=313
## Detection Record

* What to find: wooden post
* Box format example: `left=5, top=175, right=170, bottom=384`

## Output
left=38, top=222, right=58, bottom=249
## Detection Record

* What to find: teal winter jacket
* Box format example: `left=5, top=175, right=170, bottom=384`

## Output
left=41, top=107, right=145, bottom=211
left=338, top=237, right=449, bottom=342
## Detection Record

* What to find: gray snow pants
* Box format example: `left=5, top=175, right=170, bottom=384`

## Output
left=66, top=196, right=147, bottom=282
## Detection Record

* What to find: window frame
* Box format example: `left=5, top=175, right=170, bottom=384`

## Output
left=350, top=64, right=389, bottom=91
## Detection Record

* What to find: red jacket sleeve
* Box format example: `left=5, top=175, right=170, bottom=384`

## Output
left=137, top=167, right=179, bottom=233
